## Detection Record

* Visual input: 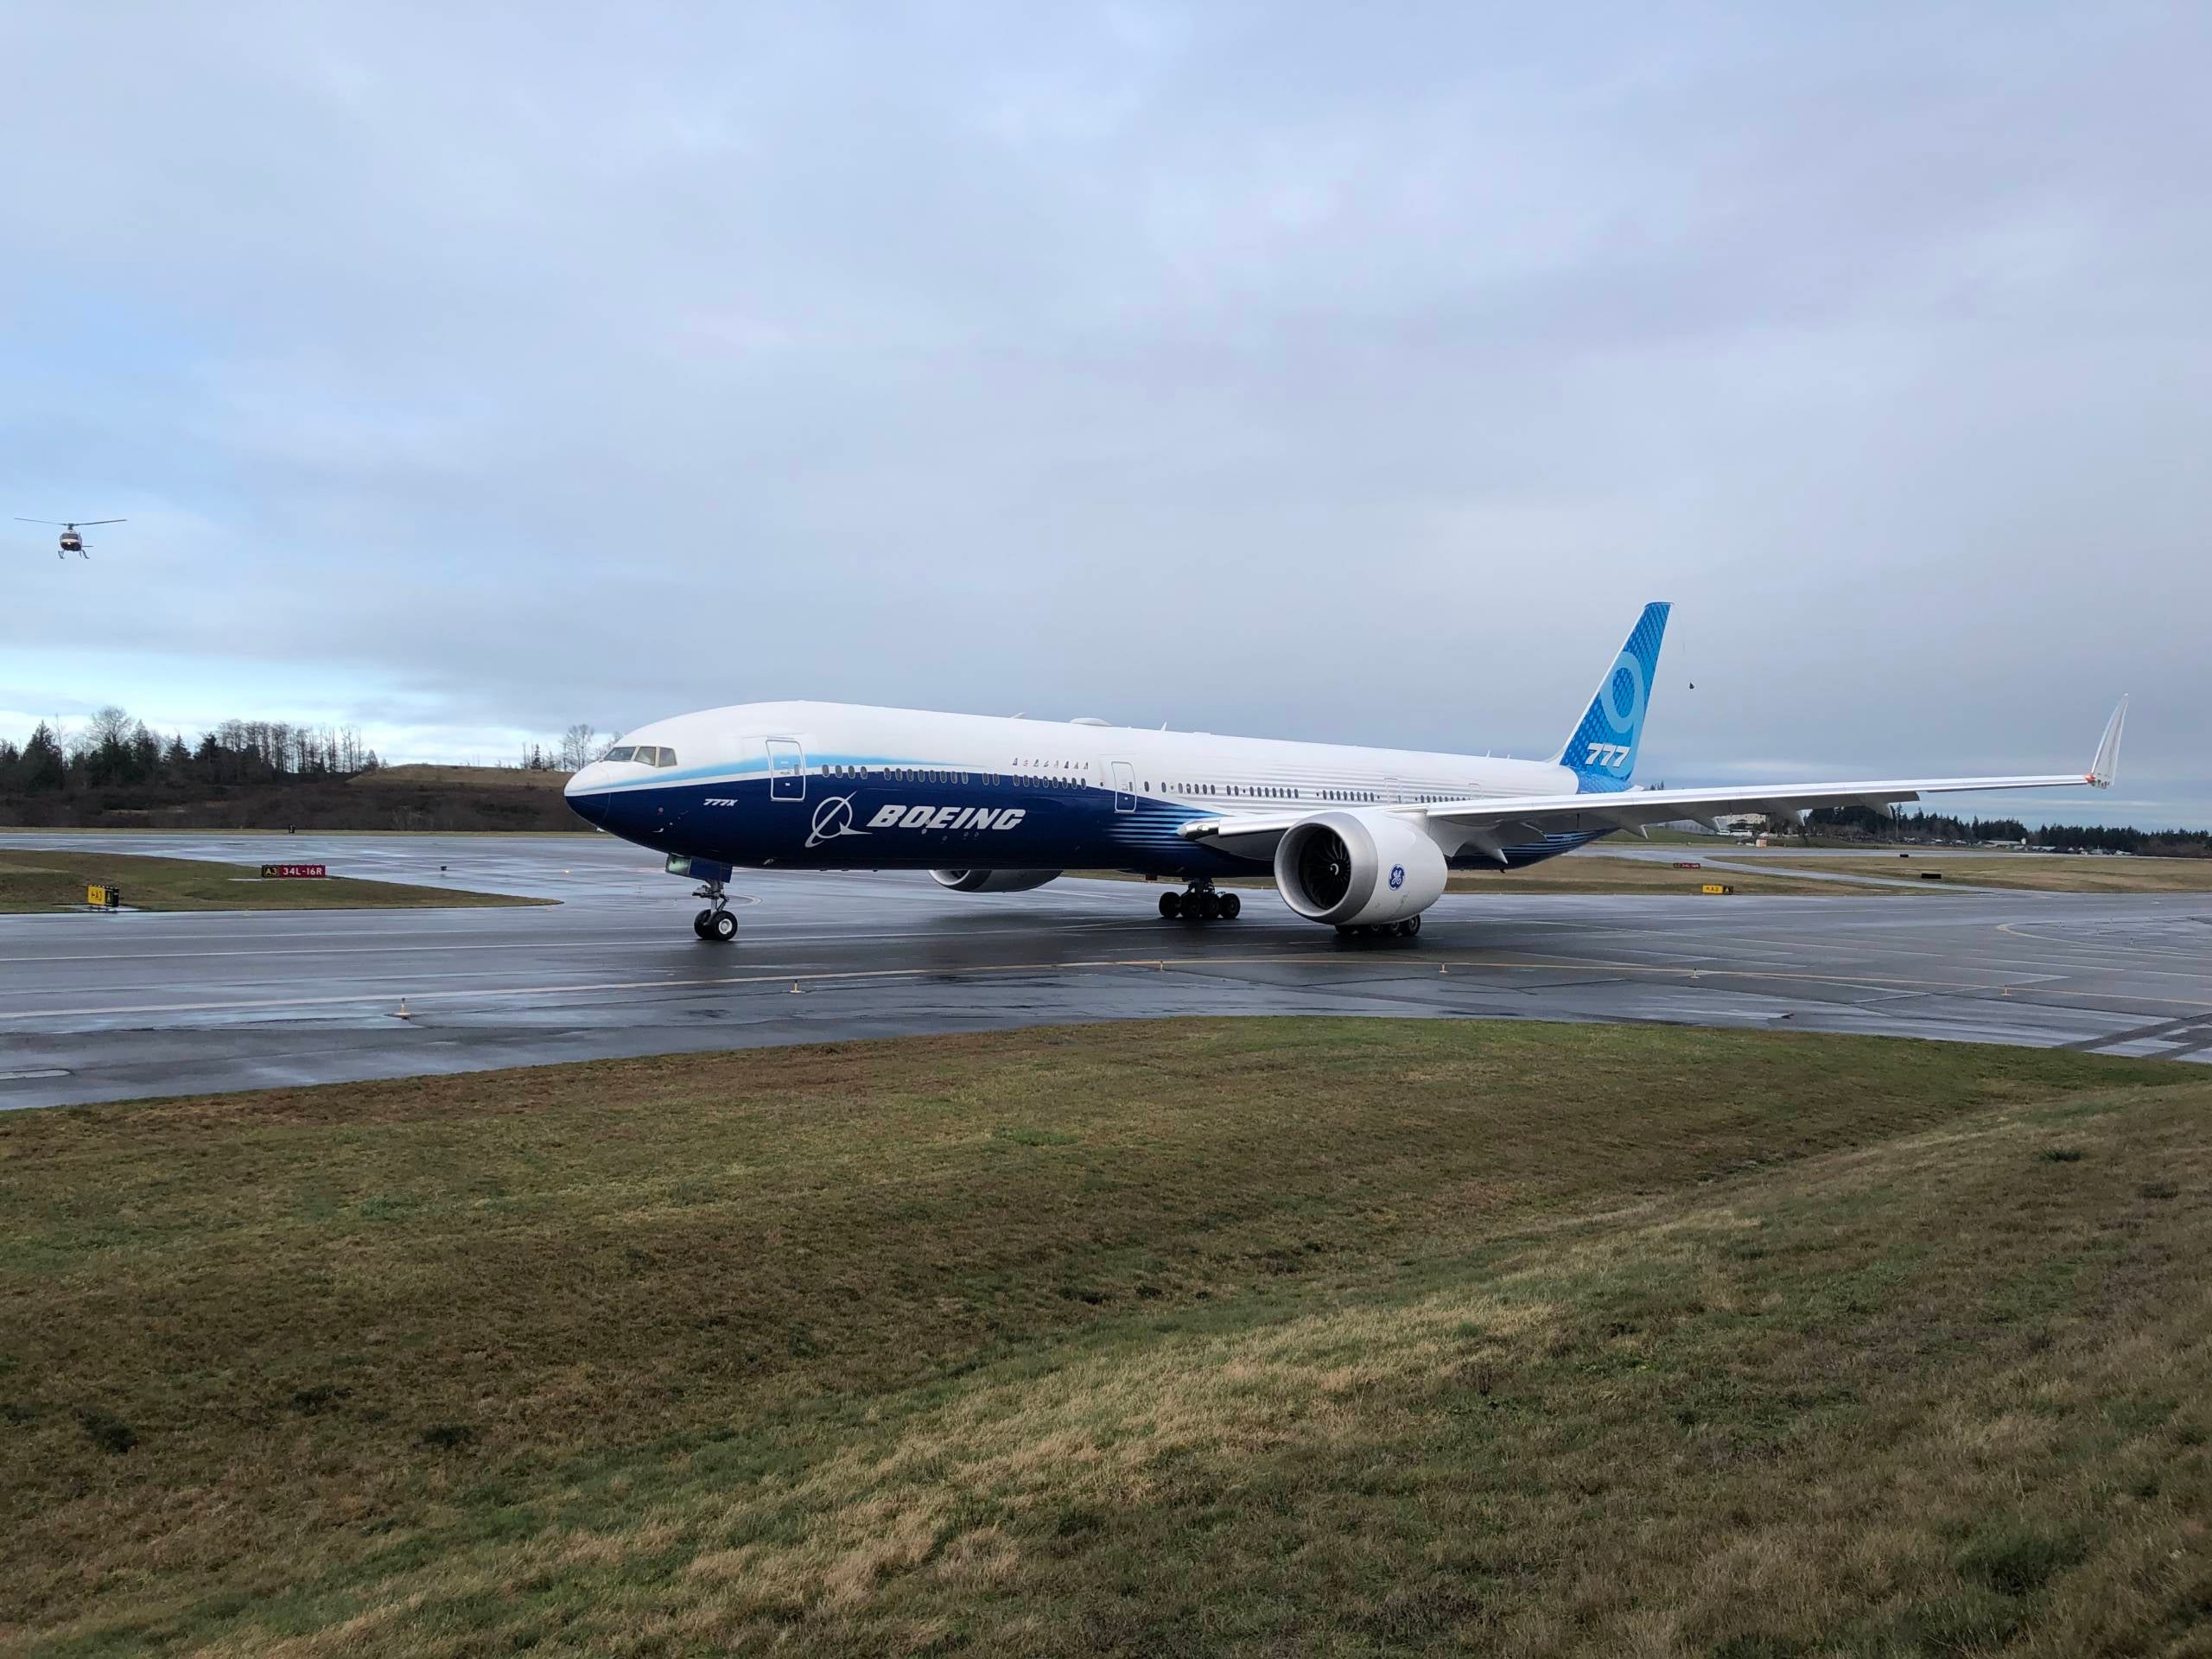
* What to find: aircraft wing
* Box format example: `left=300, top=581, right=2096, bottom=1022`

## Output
left=1179, top=697, right=2126, bottom=862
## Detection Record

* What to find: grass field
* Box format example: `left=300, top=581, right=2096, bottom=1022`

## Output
left=350, top=765, right=572, bottom=791
left=1449, top=852, right=1872, bottom=896
left=1728, top=852, right=2212, bottom=894
left=3, top=1020, right=2207, bottom=1656
left=0, top=848, right=541, bottom=912
left=1071, top=860, right=1858, bottom=896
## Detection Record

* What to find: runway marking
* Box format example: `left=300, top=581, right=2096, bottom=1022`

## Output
left=10, top=953, right=2209, bottom=1026
left=0, top=918, right=1166, bottom=967
left=2060, top=1011, right=2212, bottom=1053
left=1994, top=920, right=2212, bottom=968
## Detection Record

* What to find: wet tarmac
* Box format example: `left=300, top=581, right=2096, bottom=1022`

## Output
left=3, top=831, right=2209, bottom=1109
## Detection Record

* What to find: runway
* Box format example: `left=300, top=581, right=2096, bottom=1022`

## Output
left=3, top=831, right=2209, bottom=1109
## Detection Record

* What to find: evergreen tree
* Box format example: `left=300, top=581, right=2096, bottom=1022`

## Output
left=20, top=722, right=66, bottom=791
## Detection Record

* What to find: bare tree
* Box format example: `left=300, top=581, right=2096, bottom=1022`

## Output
left=75, top=704, right=134, bottom=760
left=559, top=723, right=597, bottom=772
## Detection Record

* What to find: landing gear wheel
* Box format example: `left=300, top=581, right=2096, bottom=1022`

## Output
left=1195, top=891, right=1220, bottom=921
left=1397, top=914, right=1421, bottom=938
left=707, top=908, right=740, bottom=944
left=692, top=909, right=714, bottom=939
left=1220, top=892, right=1242, bottom=919
left=1160, top=891, right=1181, bottom=919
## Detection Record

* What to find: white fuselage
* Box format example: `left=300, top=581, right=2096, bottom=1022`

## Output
left=563, top=700, right=1586, bottom=879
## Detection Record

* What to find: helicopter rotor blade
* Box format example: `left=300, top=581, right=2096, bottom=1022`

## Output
left=14, top=518, right=69, bottom=526
left=76, top=519, right=126, bottom=526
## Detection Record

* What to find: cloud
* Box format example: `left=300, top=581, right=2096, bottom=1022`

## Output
left=2, top=2, right=2204, bottom=818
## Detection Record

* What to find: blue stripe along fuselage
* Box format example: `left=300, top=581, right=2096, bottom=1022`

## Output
left=567, top=770, right=1604, bottom=877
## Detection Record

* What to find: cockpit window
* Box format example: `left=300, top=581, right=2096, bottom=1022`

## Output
left=652, top=747, right=677, bottom=767
left=604, top=746, right=638, bottom=763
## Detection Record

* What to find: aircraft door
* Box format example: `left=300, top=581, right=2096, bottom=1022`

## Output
left=1110, top=760, right=1136, bottom=813
left=767, top=738, right=806, bottom=801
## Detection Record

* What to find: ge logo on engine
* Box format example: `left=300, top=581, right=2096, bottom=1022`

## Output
left=1389, top=865, right=1406, bottom=890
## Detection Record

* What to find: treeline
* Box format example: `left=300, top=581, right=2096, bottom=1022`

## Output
left=538, top=725, right=602, bottom=772
left=1807, top=807, right=2030, bottom=842
left=1806, top=806, right=2210, bottom=858
left=0, top=709, right=379, bottom=795
left=2029, top=823, right=2212, bottom=858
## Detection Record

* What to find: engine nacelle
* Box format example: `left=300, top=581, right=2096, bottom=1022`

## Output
left=1274, top=810, right=1447, bottom=927
left=931, top=868, right=1064, bottom=893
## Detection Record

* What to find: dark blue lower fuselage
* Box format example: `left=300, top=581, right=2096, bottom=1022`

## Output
left=566, top=771, right=1602, bottom=879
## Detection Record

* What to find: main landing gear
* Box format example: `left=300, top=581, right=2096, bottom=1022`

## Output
left=1160, top=885, right=1241, bottom=923
left=690, top=879, right=739, bottom=944
left=1337, top=914, right=1421, bottom=942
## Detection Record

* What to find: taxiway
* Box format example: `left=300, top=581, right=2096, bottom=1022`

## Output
left=3, top=832, right=2208, bottom=1109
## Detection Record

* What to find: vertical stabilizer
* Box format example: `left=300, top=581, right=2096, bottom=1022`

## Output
left=2088, top=695, right=2126, bottom=787
left=1555, top=601, right=1670, bottom=792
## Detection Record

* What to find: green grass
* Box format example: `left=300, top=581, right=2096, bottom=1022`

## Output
left=1, top=1020, right=2207, bottom=1655
left=0, top=848, right=542, bottom=912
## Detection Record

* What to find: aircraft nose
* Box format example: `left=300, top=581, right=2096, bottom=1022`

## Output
left=563, top=765, right=609, bottom=825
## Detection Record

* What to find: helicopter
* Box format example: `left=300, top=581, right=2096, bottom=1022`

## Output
left=16, top=518, right=124, bottom=558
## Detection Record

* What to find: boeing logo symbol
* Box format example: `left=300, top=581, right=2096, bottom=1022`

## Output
left=804, top=795, right=870, bottom=849
left=805, top=796, right=1028, bottom=848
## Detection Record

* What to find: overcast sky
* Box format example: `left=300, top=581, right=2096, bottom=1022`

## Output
left=3, top=2, right=2204, bottom=823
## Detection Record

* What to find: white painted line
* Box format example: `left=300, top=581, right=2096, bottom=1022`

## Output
left=10, top=951, right=2208, bottom=1027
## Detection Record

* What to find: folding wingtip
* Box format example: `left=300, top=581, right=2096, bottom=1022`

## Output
left=2088, top=694, right=2127, bottom=788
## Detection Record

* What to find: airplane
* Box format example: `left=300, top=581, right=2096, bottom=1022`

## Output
left=563, top=602, right=2127, bottom=944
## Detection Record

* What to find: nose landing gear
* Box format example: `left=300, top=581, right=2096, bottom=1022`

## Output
left=1159, top=885, right=1241, bottom=923
left=690, top=880, right=739, bottom=943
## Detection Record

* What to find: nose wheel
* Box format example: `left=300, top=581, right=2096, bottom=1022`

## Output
left=1160, top=887, right=1240, bottom=922
left=690, top=881, right=739, bottom=943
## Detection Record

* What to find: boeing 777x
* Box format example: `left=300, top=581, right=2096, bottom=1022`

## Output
left=563, top=603, right=2126, bottom=943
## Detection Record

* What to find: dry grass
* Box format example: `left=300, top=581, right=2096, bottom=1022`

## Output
left=1072, top=857, right=1865, bottom=896
left=1084, top=847, right=2212, bottom=897
left=1738, top=852, right=2212, bottom=893
left=0, top=849, right=541, bottom=912
left=1451, top=851, right=1875, bottom=896
left=1, top=1020, right=2205, bottom=1656
left=348, top=766, right=572, bottom=791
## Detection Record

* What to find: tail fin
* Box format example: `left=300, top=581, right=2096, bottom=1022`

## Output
left=2088, top=695, right=2126, bottom=787
left=1554, top=601, right=1670, bottom=791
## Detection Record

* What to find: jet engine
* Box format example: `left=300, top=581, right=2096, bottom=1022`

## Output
left=1274, top=810, right=1446, bottom=927
left=931, top=868, right=1064, bottom=893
